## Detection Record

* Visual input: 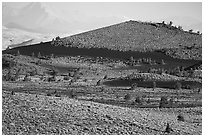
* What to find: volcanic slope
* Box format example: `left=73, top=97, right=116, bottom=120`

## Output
left=61, top=20, right=201, bottom=60
left=3, top=20, right=202, bottom=60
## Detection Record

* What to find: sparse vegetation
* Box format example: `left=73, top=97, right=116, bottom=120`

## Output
left=169, top=21, right=173, bottom=26
left=2, top=19, right=202, bottom=135
left=124, top=93, right=131, bottom=101
left=159, top=96, right=168, bottom=108
left=69, top=90, right=75, bottom=98
left=152, top=81, right=156, bottom=91
left=165, top=123, right=173, bottom=133
left=175, top=81, right=182, bottom=90
left=23, top=74, right=30, bottom=81
left=96, top=80, right=101, bottom=86
left=131, top=83, right=138, bottom=90
left=17, top=50, right=20, bottom=56
left=189, top=29, right=193, bottom=33
left=177, top=114, right=185, bottom=122
left=134, top=96, right=143, bottom=104
left=37, top=52, right=41, bottom=58
left=57, top=20, right=201, bottom=60
left=169, top=97, right=174, bottom=107
left=103, top=75, right=107, bottom=79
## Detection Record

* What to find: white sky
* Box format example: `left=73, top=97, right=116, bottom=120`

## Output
left=2, top=2, right=202, bottom=33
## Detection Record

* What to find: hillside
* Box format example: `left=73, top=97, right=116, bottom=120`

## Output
left=3, top=20, right=202, bottom=61
left=61, top=20, right=202, bottom=60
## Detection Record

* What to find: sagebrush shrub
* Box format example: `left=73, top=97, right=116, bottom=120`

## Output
left=131, top=83, right=138, bottom=90
left=153, top=81, right=156, bottom=91
left=47, top=93, right=52, bottom=96
left=135, top=96, right=142, bottom=104
left=146, top=98, right=151, bottom=104
left=198, top=88, right=201, bottom=93
left=55, top=94, right=61, bottom=97
left=177, top=114, right=185, bottom=121
left=96, top=80, right=101, bottom=86
left=69, top=90, right=75, bottom=98
left=11, top=91, right=15, bottom=95
left=169, top=97, right=174, bottom=107
left=23, top=74, right=30, bottom=81
left=64, top=76, right=70, bottom=80
left=165, top=123, right=173, bottom=133
left=175, top=82, right=182, bottom=90
left=124, top=93, right=131, bottom=101
left=103, top=75, right=108, bottom=79
left=159, top=96, right=168, bottom=108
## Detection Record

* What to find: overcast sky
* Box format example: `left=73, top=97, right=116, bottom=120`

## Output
left=3, top=2, right=202, bottom=34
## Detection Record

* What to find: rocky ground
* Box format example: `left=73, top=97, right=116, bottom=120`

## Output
left=2, top=54, right=202, bottom=135
left=2, top=90, right=202, bottom=135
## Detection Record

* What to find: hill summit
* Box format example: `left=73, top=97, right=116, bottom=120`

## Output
left=60, top=20, right=201, bottom=60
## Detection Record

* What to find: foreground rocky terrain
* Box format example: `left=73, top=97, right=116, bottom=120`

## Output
left=2, top=90, right=202, bottom=135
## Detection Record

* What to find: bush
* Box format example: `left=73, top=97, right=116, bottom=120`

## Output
left=5, top=70, right=12, bottom=81
left=198, top=88, right=201, bottom=93
left=47, top=76, right=56, bottom=82
left=30, top=70, right=37, bottom=76
left=37, top=52, right=41, bottom=58
left=153, top=81, right=156, bottom=91
left=169, top=97, right=174, bottom=107
left=32, top=52, right=35, bottom=58
left=131, top=83, right=138, bottom=90
left=11, top=91, right=15, bottom=95
left=169, top=21, right=173, bottom=26
left=183, top=84, right=191, bottom=89
left=50, top=69, right=58, bottom=76
left=124, top=93, right=131, bottom=101
left=2, top=55, right=16, bottom=69
left=63, top=76, right=70, bottom=80
left=146, top=98, right=151, bottom=104
left=175, top=81, right=182, bottom=90
left=165, top=123, right=173, bottom=133
left=135, top=96, right=142, bottom=104
left=189, top=29, right=193, bottom=33
left=103, top=75, right=108, bottom=79
left=161, top=59, right=165, bottom=65
left=159, top=96, right=168, bottom=108
left=69, top=90, right=75, bottom=98
left=177, top=114, right=185, bottom=122
left=14, top=69, right=20, bottom=80
left=96, top=80, right=101, bottom=86
left=23, top=74, right=30, bottom=81
left=83, top=79, right=88, bottom=82
left=55, top=94, right=61, bottom=97
left=17, top=50, right=20, bottom=56
left=40, top=75, right=44, bottom=80
left=47, top=93, right=52, bottom=96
